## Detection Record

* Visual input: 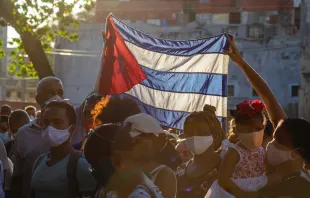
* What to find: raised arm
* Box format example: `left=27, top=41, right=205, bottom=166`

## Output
left=224, top=35, right=287, bottom=125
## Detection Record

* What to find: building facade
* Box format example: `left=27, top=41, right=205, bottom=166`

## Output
left=0, top=26, right=38, bottom=103
left=95, top=0, right=294, bottom=25
left=299, top=0, right=310, bottom=120
left=53, top=0, right=301, bottom=120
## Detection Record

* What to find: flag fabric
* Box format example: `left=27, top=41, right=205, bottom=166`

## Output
left=98, top=14, right=230, bottom=130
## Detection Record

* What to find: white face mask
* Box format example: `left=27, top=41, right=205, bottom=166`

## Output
left=29, top=115, right=35, bottom=121
left=185, top=136, right=213, bottom=155
left=44, top=95, right=63, bottom=105
left=238, top=129, right=264, bottom=152
left=42, top=126, right=71, bottom=147
left=266, top=140, right=297, bottom=165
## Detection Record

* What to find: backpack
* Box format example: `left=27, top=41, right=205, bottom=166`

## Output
left=32, top=150, right=83, bottom=198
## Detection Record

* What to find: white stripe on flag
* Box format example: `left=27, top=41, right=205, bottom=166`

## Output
left=125, top=41, right=229, bottom=74
left=125, top=84, right=227, bottom=117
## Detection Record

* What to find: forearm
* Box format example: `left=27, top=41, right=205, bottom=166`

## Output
left=238, top=60, right=287, bottom=122
left=218, top=178, right=245, bottom=197
left=266, top=173, right=281, bottom=186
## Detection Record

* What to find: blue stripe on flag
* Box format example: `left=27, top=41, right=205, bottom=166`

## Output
left=120, top=94, right=226, bottom=130
left=140, top=65, right=227, bottom=96
left=112, top=16, right=229, bottom=56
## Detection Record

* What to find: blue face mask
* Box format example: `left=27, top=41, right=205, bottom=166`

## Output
left=91, top=159, right=115, bottom=187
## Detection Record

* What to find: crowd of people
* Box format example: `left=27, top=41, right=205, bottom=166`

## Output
left=0, top=36, right=309, bottom=198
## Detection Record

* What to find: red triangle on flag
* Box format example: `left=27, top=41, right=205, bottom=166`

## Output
left=98, top=16, right=146, bottom=95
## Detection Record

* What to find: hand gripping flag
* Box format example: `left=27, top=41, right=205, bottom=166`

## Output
left=97, top=14, right=231, bottom=130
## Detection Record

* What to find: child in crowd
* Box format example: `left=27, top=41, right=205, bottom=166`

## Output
left=0, top=116, right=10, bottom=144
left=177, top=105, right=225, bottom=198
left=207, top=34, right=307, bottom=198
left=207, top=100, right=268, bottom=198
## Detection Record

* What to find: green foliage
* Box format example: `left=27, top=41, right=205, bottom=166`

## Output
left=3, top=0, right=95, bottom=77
left=0, top=39, right=4, bottom=58
left=8, top=37, right=37, bottom=77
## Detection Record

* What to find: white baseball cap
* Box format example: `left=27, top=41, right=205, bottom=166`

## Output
left=124, top=113, right=164, bottom=137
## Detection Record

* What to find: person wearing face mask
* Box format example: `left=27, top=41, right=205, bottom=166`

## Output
left=208, top=35, right=310, bottom=198
left=25, top=106, right=37, bottom=121
left=84, top=123, right=164, bottom=198
left=30, top=100, right=96, bottom=198
left=11, top=76, right=65, bottom=198
left=125, top=113, right=178, bottom=198
left=176, top=105, right=225, bottom=198
left=0, top=116, right=10, bottom=144
left=207, top=100, right=269, bottom=198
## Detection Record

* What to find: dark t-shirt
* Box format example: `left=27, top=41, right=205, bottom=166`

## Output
left=5, top=140, right=14, bottom=159
left=176, top=160, right=218, bottom=198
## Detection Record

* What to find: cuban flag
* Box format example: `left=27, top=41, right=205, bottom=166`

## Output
left=98, top=15, right=231, bottom=130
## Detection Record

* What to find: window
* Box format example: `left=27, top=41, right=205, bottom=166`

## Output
left=228, top=85, right=235, bottom=97
left=6, top=91, right=11, bottom=98
left=268, top=15, right=278, bottom=24
left=29, top=91, right=36, bottom=98
left=252, top=89, right=259, bottom=97
left=229, top=12, right=241, bottom=24
left=294, top=7, right=300, bottom=29
left=291, top=85, right=300, bottom=97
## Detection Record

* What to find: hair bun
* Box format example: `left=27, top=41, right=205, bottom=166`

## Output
left=203, top=104, right=216, bottom=114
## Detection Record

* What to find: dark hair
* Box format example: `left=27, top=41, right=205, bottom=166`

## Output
left=84, top=123, right=133, bottom=167
left=93, top=96, right=141, bottom=127
left=9, top=110, right=30, bottom=126
left=264, top=119, right=274, bottom=138
left=234, top=112, right=264, bottom=125
left=25, top=105, right=36, bottom=112
left=86, top=93, right=103, bottom=104
left=275, top=118, right=310, bottom=164
left=0, top=115, right=8, bottom=123
left=0, top=105, right=12, bottom=115
left=45, top=101, right=76, bottom=125
left=184, top=104, right=225, bottom=150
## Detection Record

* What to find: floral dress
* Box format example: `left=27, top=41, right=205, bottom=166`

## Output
left=176, top=160, right=219, bottom=198
left=206, top=141, right=267, bottom=198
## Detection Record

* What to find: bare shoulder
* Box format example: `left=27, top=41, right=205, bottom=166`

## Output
left=222, top=147, right=240, bottom=163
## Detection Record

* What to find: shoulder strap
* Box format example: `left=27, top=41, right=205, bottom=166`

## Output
left=67, top=149, right=83, bottom=198
left=150, top=165, right=167, bottom=182
left=31, top=154, right=47, bottom=198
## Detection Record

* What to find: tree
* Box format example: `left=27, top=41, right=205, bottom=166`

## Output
left=0, top=0, right=95, bottom=79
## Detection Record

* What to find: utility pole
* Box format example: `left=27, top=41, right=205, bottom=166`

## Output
left=299, top=0, right=310, bottom=120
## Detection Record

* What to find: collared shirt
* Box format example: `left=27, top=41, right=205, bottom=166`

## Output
left=12, top=120, right=49, bottom=197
